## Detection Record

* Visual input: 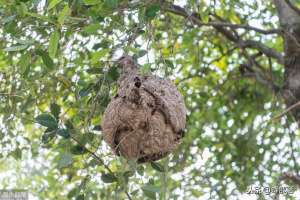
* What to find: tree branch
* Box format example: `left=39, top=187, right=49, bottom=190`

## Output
left=286, top=0, right=300, bottom=17
left=273, top=0, right=300, bottom=26
left=282, top=172, right=300, bottom=187
left=163, top=4, right=281, bottom=35
left=163, top=3, right=284, bottom=64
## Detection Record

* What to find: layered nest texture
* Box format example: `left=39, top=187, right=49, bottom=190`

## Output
left=101, top=55, right=186, bottom=163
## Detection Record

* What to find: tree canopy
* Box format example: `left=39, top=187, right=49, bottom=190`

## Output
left=0, top=0, right=300, bottom=199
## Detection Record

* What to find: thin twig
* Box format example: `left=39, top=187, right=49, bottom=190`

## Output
left=282, top=172, right=300, bottom=187
left=271, top=101, right=300, bottom=121
left=69, top=134, right=114, bottom=174
left=125, top=191, right=132, bottom=200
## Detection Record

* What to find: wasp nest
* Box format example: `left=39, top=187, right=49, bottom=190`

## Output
left=101, top=55, right=186, bottom=163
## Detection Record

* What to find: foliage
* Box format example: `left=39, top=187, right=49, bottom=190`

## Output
left=0, top=0, right=299, bottom=199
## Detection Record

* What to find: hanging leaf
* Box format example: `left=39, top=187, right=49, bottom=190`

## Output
left=19, top=53, right=31, bottom=77
left=50, top=103, right=61, bottom=120
left=36, top=49, right=54, bottom=70
left=58, top=5, right=70, bottom=25
left=4, top=45, right=28, bottom=52
left=48, top=30, right=60, bottom=58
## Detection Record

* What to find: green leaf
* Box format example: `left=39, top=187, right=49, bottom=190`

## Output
left=76, top=194, right=84, bottom=200
left=57, top=128, right=70, bottom=139
left=145, top=4, right=160, bottom=20
left=101, top=173, right=118, bottom=183
left=83, top=23, right=101, bottom=34
left=19, top=53, right=31, bottom=77
left=107, top=66, right=120, bottom=81
left=15, top=38, right=35, bottom=45
left=86, top=67, right=102, bottom=74
left=4, top=45, right=28, bottom=52
left=48, top=0, right=63, bottom=10
left=48, top=30, right=60, bottom=58
left=142, top=184, right=160, bottom=199
left=150, top=161, right=165, bottom=172
left=83, top=0, right=100, bottom=5
left=50, top=103, right=61, bottom=120
left=36, top=49, right=54, bottom=70
left=137, top=165, right=144, bottom=176
left=79, top=86, right=92, bottom=97
left=58, top=5, right=70, bottom=25
left=123, top=170, right=135, bottom=178
left=138, top=50, right=147, bottom=58
left=164, top=59, right=174, bottom=69
left=11, top=148, right=22, bottom=160
left=42, top=129, right=56, bottom=144
left=26, top=12, right=55, bottom=23
left=104, top=0, right=118, bottom=9
left=57, top=152, right=73, bottom=168
left=70, top=145, right=87, bottom=155
left=142, top=184, right=160, bottom=193
left=35, top=113, right=58, bottom=129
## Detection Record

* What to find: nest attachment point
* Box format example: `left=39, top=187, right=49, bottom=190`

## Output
left=101, top=56, right=186, bottom=163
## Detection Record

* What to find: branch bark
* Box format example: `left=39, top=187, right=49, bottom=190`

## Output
left=273, top=0, right=300, bottom=123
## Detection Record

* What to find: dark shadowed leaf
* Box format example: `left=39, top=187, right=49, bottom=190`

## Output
left=57, top=128, right=70, bottom=139
left=145, top=4, right=160, bottom=20
left=107, top=66, right=120, bottom=81
left=35, top=113, right=58, bottom=129
left=101, top=173, right=118, bottom=183
left=150, top=162, right=165, bottom=172
left=50, top=103, right=61, bottom=120
left=70, top=145, right=87, bottom=155
left=42, top=129, right=56, bottom=144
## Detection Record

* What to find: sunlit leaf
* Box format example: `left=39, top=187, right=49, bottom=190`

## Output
left=48, top=0, right=63, bottom=10
left=4, top=45, right=28, bottom=52
left=57, top=152, right=73, bottom=168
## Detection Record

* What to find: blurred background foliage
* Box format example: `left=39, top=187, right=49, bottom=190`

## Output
left=0, top=0, right=299, bottom=199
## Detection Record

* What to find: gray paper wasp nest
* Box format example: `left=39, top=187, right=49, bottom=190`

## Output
left=101, top=55, right=186, bottom=163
